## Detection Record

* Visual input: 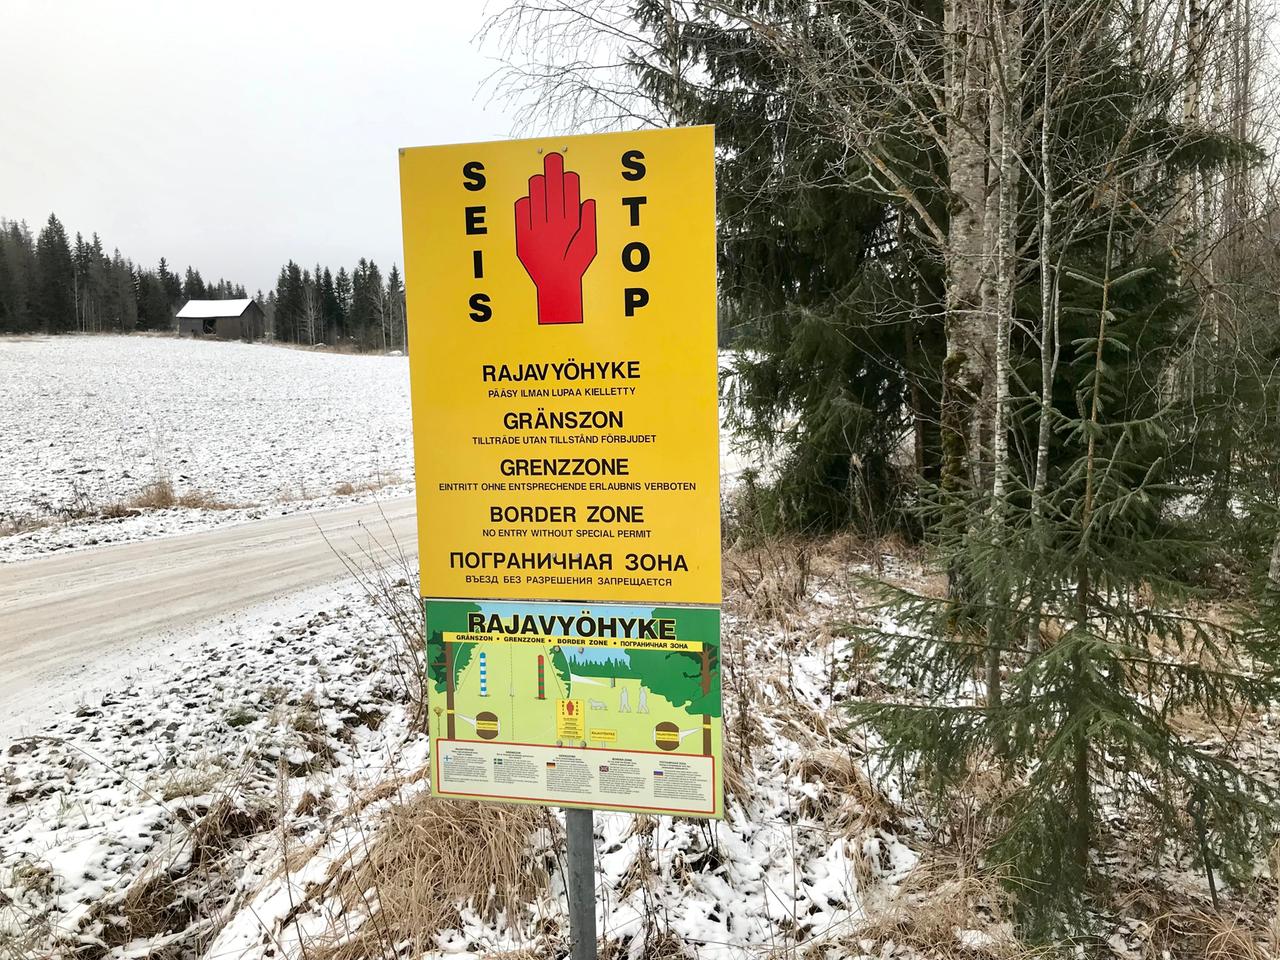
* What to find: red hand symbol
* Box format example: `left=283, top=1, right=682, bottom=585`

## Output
left=515, top=152, right=597, bottom=325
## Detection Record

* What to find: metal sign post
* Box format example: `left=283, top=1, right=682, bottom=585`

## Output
left=565, top=807, right=597, bottom=960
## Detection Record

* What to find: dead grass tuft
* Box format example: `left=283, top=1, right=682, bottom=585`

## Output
left=330, top=474, right=403, bottom=498
left=1119, top=892, right=1276, bottom=960
left=157, top=766, right=226, bottom=801
left=312, top=792, right=544, bottom=959
left=99, top=479, right=240, bottom=515
left=0, top=914, right=52, bottom=960
left=791, top=747, right=894, bottom=834
left=1, top=479, right=242, bottom=538
left=1202, top=914, right=1271, bottom=960
left=0, top=513, right=49, bottom=538
left=720, top=744, right=752, bottom=812
left=84, top=797, right=275, bottom=954
left=851, top=858, right=1042, bottom=960
left=725, top=537, right=813, bottom=622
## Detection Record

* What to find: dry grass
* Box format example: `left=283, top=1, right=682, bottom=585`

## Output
left=310, top=793, right=545, bottom=960
left=847, top=859, right=1045, bottom=960
left=790, top=747, right=895, bottom=836
left=0, top=513, right=49, bottom=537
left=109, top=479, right=239, bottom=513
left=84, top=797, right=275, bottom=956
left=2, top=479, right=244, bottom=537
left=1134, top=905, right=1274, bottom=960
left=0, top=903, right=54, bottom=960
left=331, top=474, right=403, bottom=498
left=725, top=537, right=814, bottom=623
left=1114, top=872, right=1278, bottom=960
left=601, top=930, right=692, bottom=959
left=331, top=518, right=428, bottom=727
left=156, top=766, right=227, bottom=801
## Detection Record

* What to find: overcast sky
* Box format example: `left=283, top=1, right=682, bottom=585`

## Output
left=0, top=2, right=517, bottom=293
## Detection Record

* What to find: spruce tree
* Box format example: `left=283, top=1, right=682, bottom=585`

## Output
left=334, top=267, right=352, bottom=343
left=385, top=264, right=404, bottom=351
left=0, top=223, right=15, bottom=332
left=35, top=214, right=74, bottom=333
left=183, top=267, right=207, bottom=301
left=629, top=0, right=944, bottom=533
left=0, top=221, right=36, bottom=331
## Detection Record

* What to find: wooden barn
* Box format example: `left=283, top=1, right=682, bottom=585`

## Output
left=176, top=299, right=265, bottom=341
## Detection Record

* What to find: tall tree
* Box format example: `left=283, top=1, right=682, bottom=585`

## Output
left=334, top=266, right=352, bottom=343
left=0, top=220, right=36, bottom=332
left=182, top=267, right=207, bottom=302
left=385, top=264, right=405, bottom=351
left=34, top=214, right=74, bottom=333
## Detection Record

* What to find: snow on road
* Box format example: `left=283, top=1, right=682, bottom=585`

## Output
left=0, top=335, right=413, bottom=560
left=0, top=495, right=417, bottom=739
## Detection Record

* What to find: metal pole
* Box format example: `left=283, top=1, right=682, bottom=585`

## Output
left=564, top=807, right=597, bottom=960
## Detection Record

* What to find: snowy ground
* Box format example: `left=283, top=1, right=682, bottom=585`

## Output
left=0, top=336, right=414, bottom=561
left=0, top=574, right=426, bottom=957
left=3, top=526, right=1265, bottom=958
left=1, top=548, right=939, bottom=960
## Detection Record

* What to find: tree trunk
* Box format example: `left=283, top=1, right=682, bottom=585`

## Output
left=987, top=0, right=1023, bottom=715
left=1179, top=0, right=1206, bottom=242
left=1029, top=0, right=1060, bottom=655
left=941, top=0, right=992, bottom=496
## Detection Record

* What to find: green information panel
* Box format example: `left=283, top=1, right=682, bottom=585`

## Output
left=426, top=599, right=722, bottom=817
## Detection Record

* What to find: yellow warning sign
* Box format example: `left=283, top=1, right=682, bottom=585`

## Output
left=399, top=126, right=720, bottom=606
left=556, top=698, right=585, bottom=741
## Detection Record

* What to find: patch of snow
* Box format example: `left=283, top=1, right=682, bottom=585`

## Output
left=0, top=576, right=424, bottom=954
left=2, top=338, right=763, bottom=562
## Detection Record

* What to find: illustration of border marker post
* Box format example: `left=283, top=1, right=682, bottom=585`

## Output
left=400, top=126, right=719, bottom=960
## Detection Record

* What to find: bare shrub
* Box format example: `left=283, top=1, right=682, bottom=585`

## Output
left=328, top=509, right=428, bottom=727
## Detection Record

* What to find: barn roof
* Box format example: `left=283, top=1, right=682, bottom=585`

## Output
left=176, top=298, right=255, bottom=319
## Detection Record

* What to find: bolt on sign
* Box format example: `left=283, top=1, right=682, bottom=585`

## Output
left=399, top=127, right=722, bottom=818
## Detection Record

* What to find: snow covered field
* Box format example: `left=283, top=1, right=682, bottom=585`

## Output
left=0, top=335, right=414, bottom=560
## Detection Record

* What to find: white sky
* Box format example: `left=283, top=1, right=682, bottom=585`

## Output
left=0, top=1, right=518, bottom=293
